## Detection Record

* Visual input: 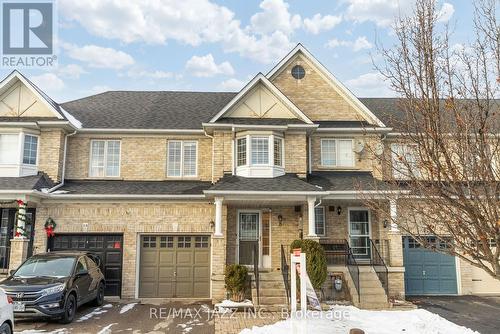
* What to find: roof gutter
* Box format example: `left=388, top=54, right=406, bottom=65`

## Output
left=203, top=190, right=327, bottom=196
left=76, top=128, right=205, bottom=134
left=316, top=127, right=393, bottom=133
left=48, top=194, right=207, bottom=199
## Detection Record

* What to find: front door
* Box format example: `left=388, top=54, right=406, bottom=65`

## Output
left=348, top=208, right=371, bottom=259
left=238, top=212, right=259, bottom=266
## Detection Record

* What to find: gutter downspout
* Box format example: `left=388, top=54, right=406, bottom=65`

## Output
left=204, top=129, right=215, bottom=184
left=47, top=130, right=77, bottom=193
left=308, top=135, right=312, bottom=174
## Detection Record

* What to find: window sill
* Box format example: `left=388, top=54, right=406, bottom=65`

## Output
left=165, top=176, right=200, bottom=180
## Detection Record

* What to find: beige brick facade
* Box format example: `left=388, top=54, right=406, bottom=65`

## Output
left=65, top=134, right=213, bottom=181
left=271, top=54, right=367, bottom=122
left=38, top=129, right=65, bottom=182
left=32, top=201, right=227, bottom=301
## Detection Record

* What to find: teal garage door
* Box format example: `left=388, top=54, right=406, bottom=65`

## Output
left=403, top=236, right=457, bottom=295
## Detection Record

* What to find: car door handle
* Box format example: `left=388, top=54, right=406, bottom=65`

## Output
left=422, top=270, right=426, bottom=276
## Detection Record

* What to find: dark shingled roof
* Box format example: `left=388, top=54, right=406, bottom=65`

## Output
left=0, top=173, right=54, bottom=191
left=307, top=171, right=387, bottom=191
left=216, top=117, right=306, bottom=125
left=208, top=173, right=323, bottom=192
left=58, top=180, right=212, bottom=195
left=316, top=120, right=375, bottom=128
left=61, top=91, right=237, bottom=129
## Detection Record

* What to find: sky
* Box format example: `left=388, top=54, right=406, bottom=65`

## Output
left=0, top=0, right=474, bottom=103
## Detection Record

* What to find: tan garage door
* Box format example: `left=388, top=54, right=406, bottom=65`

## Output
left=139, top=235, right=210, bottom=298
left=471, top=265, right=500, bottom=295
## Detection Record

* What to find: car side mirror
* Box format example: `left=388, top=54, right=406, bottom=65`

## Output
left=75, top=269, right=89, bottom=277
left=9, top=270, right=15, bottom=276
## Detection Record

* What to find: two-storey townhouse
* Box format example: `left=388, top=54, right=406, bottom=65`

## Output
left=0, top=44, right=498, bottom=308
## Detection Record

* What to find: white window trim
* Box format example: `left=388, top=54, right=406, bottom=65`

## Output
left=320, top=138, right=355, bottom=168
left=314, top=206, right=326, bottom=236
left=88, top=139, right=122, bottom=178
left=22, top=133, right=39, bottom=166
left=235, top=134, right=285, bottom=177
left=167, top=140, right=198, bottom=178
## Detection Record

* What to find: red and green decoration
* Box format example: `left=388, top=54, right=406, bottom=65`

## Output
left=44, top=217, right=57, bottom=237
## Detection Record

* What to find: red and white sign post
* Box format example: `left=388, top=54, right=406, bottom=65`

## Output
left=290, top=248, right=307, bottom=315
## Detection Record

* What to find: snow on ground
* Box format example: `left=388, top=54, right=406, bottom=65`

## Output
left=240, top=305, right=479, bottom=334
left=96, top=323, right=116, bottom=334
left=15, top=330, right=68, bottom=334
left=76, top=304, right=112, bottom=322
left=119, top=302, right=138, bottom=314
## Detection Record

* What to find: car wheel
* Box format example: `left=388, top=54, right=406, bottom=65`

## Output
left=59, top=294, right=77, bottom=324
left=93, top=282, right=105, bottom=306
left=0, top=322, right=11, bottom=334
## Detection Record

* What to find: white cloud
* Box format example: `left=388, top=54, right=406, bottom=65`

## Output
left=218, top=78, right=246, bottom=91
left=59, top=0, right=294, bottom=64
left=63, top=44, right=135, bottom=69
left=345, top=72, right=394, bottom=97
left=185, top=54, right=234, bottom=77
left=250, top=0, right=301, bottom=35
left=57, top=64, right=86, bottom=79
left=352, top=36, right=373, bottom=51
left=125, top=68, right=174, bottom=79
left=325, top=36, right=373, bottom=52
left=345, top=0, right=414, bottom=27
left=437, top=2, right=454, bottom=23
left=303, top=14, right=342, bottom=34
left=31, top=73, right=65, bottom=92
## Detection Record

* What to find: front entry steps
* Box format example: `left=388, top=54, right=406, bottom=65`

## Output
left=356, top=266, right=389, bottom=309
left=250, top=271, right=288, bottom=312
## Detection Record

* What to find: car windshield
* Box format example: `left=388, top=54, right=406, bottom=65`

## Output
left=14, top=257, right=76, bottom=278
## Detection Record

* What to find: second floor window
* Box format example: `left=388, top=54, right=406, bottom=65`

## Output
left=391, top=144, right=420, bottom=179
left=0, top=134, right=19, bottom=164
left=167, top=140, right=197, bottom=177
left=89, top=140, right=121, bottom=177
left=321, top=139, right=354, bottom=167
left=23, top=134, right=38, bottom=165
left=237, top=135, right=284, bottom=168
left=251, top=137, right=269, bottom=165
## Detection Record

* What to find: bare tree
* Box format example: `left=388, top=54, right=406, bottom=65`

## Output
left=363, top=0, right=500, bottom=279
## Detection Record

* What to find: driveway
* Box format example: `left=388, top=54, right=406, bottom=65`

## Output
left=407, top=295, right=500, bottom=334
left=14, top=300, right=214, bottom=334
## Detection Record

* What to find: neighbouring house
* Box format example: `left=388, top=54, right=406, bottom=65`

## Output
left=0, top=44, right=498, bottom=309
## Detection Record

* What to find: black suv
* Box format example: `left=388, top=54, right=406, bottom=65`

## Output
left=0, top=252, right=105, bottom=323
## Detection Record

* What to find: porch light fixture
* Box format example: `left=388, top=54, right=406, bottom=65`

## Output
left=209, top=220, right=215, bottom=230
left=278, top=214, right=283, bottom=226
left=337, top=206, right=342, bottom=215
left=383, top=219, right=388, bottom=228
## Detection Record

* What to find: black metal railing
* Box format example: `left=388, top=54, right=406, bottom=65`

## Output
left=321, top=239, right=349, bottom=265
left=280, top=244, right=290, bottom=306
left=346, top=245, right=360, bottom=301
left=252, top=243, right=259, bottom=305
left=369, top=239, right=389, bottom=297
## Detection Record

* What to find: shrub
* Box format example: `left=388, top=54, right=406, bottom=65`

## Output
left=290, top=239, right=328, bottom=290
left=224, top=264, right=248, bottom=301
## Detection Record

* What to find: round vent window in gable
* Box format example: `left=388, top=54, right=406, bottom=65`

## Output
left=291, top=65, right=305, bottom=79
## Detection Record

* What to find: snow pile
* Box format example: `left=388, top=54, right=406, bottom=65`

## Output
left=215, top=299, right=254, bottom=313
left=119, top=302, right=138, bottom=314
left=240, top=305, right=479, bottom=334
